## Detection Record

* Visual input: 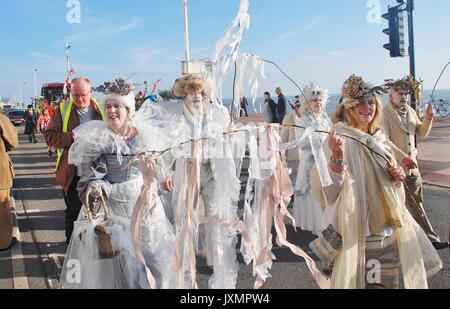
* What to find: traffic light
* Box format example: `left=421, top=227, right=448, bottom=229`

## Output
left=382, top=6, right=406, bottom=57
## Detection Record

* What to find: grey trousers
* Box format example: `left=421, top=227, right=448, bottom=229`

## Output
left=404, top=175, right=441, bottom=243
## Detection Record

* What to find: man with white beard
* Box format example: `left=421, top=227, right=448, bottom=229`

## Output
left=163, top=74, right=241, bottom=289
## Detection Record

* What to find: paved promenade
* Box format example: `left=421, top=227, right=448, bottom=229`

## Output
left=0, top=116, right=448, bottom=289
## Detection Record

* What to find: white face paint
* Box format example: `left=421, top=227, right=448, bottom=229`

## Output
left=106, top=100, right=130, bottom=132
left=184, top=92, right=203, bottom=114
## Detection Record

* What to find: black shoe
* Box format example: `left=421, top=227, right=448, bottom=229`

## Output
left=432, top=242, right=449, bottom=250
left=33, top=140, right=37, bottom=144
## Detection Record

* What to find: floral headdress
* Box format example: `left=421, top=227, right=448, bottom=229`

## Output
left=341, top=74, right=386, bottom=109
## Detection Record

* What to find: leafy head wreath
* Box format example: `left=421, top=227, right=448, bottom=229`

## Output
left=341, top=74, right=387, bottom=109
left=95, top=78, right=135, bottom=96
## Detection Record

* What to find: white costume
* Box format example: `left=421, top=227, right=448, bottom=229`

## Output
left=59, top=84, right=177, bottom=289
left=163, top=104, right=240, bottom=289
left=311, top=122, right=442, bottom=288
left=160, top=89, right=240, bottom=288
left=293, top=111, right=331, bottom=233
left=309, top=75, right=442, bottom=289
left=285, top=84, right=332, bottom=234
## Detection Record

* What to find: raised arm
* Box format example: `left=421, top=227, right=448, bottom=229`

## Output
left=415, top=103, right=434, bottom=140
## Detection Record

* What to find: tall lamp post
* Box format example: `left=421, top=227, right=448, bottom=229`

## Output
left=182, top=0, right=191, bottom=75
left=62, top=37, right=72, bottom=98
left=33, top=66, right=38, bottom=98
left=19, top=82, right=27, bottom=107
left=62, top=37, right=71, bottom=79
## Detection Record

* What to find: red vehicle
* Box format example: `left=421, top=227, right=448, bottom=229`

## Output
left=7, top=109, right=26, bottom=126
left=40, top=83, right=65, bottom=117
left=41, top=83, right=65, bottom=104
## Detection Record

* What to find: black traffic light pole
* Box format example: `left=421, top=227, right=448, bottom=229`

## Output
left=383, top=0, right=417, bottom=107
left=406, top=0, right=417, bottom=107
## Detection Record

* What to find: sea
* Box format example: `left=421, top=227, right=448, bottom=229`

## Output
left=223, top=89, right=450, bottom=117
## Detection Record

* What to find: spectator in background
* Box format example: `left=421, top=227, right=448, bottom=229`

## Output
left=264, top=92, right=278, bottom=124
left=275, top=87, right=287, bottom=125
left=0, top=112, right=19, bottom=250
left=24, top=104, right=37, bottom=144
left=39, top=108, right=54, bottom=157
left=135, top=91, right=145, bottom=111
left=240, top=96, right=249, bottom=117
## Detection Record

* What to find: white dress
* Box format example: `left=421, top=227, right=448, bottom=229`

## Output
left=293, top=111, right=332, bottom=234
left=59, top=115, right=177, bottom=289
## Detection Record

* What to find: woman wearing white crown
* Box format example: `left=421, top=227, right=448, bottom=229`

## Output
left=292, top=84, right=332, bottom=234
left=59, top=79, right=178, bottom=289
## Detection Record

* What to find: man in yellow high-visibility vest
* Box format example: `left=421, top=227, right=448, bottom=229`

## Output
left=45, top=77, right=106, bottom=244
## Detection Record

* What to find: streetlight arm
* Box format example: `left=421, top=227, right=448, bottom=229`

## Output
left=431, top=61, right=450, bottom=100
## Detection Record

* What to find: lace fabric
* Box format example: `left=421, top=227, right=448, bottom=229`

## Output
left=62, top=104, right=178, bottom=289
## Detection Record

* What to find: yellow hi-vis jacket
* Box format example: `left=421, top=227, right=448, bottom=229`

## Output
left=55, top=99, right=106, bottom=172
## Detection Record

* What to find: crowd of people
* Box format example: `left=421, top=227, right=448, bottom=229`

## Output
left=0, top=73, right=447, bottom=289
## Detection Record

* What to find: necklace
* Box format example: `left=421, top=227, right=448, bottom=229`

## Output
left=110, top=126, right=134, bottom=141
left=122, top=126, right=134, bottom=141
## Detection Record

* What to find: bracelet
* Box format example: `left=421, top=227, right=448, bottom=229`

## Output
left=330, top=156, right=346, bottom=167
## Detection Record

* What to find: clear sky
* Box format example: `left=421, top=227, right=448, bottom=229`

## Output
left=0, top=0, right=449, bottom=102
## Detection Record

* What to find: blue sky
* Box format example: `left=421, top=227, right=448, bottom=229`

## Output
left=1, top=0, right=449, bottom=102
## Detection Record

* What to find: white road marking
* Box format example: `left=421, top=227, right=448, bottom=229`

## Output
left=15, top=209, right=41, bottom=215
left=10, top=242, right=29, bottom=289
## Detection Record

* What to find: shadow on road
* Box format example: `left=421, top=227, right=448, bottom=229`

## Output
left=13, top=188, right=63, bottom=201
left=17, top=211, right=65, bottom=233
